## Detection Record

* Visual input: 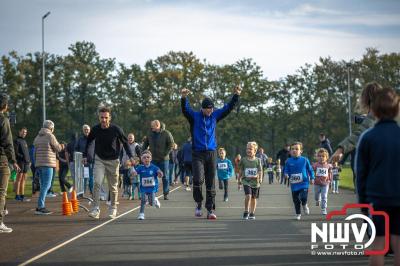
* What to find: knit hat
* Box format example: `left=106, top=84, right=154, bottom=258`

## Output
left=201, top=97, right=214, bottom=109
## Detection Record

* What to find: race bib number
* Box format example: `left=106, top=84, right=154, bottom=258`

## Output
left=245, top=168, right=258, bottom=178
left=218, top=163, right=228, bottom=170
left=141, top=176, right=155, bottom=187
left=316, top=168, right=329, bottom=177
left=290, top=173, right=303, bottom=184
left=267, top=168, right=273, bottom=172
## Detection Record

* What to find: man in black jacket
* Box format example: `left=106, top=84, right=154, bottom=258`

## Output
left=0, top=93, right=20, bottom=233
left=84, top=106, right=133, bottom=219
left=319, top=133, right=333, bottom=157
left=14, top=127, right=30, bottom=201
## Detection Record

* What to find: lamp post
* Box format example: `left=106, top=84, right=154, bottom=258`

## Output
left=42, top=11, right=51, bottom=123
left=346, top=63, right=352, bottom=137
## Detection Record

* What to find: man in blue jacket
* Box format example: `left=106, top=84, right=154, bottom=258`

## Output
left=181, top=86, right=241, bottom=219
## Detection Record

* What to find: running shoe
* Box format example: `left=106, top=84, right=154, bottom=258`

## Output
left=207, top=211, right=217, bottom=220
left=316, top=201, right=320, bottom=207
left=108, top=208, right=117, bottom=219
left=223, top=197, right=228, bottom=202
left=185, top=186, right=191, bottom=191
left=137, top=212, right=145, bottom=220
left=154, top=198, right=161, bottom=208
left=35, top=207, right=53, bottom=215
left=242, top=212, right=249, bottom=220
left=0, top=223, right=12, bottom=233
left=88, top=208, right=100, bottom=219
left=248, top=213, right=256, bottom=220
left=195, top=208, right=202, bottom=217
left=295, top=214, right=301, bottom=220
left=302, top=204, right=310, bottom=215
left=322, top=209, right=327, bottom=215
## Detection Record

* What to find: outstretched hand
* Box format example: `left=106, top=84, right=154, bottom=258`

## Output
left=181, top=88, right=191, bottom=98
left=234, top=85, right=242, bottom=95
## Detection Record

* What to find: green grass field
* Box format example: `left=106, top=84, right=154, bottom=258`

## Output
left=339, top=166, right=355, bottom=191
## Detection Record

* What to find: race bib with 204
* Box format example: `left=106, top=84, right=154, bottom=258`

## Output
left=141, top=176, right=155, bottom=187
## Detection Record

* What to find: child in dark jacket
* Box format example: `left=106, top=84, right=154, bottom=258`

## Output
left=356, top=87, right=400, bottom=266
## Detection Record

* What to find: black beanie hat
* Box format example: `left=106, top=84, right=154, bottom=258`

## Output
left=201, top=97, right=214, bottom=109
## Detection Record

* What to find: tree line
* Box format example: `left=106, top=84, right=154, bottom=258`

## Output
left=1, top=41, right=399, bottom=158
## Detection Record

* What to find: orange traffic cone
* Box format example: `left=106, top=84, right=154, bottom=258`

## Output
left=62, top=192, right=72, bottom=216
left=70, top=189, right=79, bottom=213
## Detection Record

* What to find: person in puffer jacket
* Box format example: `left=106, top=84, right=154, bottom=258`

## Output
left=33, top=120, right=63, bottom=215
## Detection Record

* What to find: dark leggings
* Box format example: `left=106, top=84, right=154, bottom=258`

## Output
left=218, top=179, right=229, bottom=198
left=58, top=164, right=72, bottom=192
left=292, top=189, right=308, bottom=215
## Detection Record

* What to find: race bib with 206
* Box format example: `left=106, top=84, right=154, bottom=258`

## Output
left=290, top=173, right=303, bottom=184
left=141, top=176, right=155, bottom=187
left=245, top=168, right=258, bottom=178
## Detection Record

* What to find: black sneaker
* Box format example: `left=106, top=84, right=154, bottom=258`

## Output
left=242, top=211, right=249, bottom=220
left=164, top=195, right=169, bottom=200
left=248, top=213, right=256, bottom=220
left=35, top=208, right=53, bottom=215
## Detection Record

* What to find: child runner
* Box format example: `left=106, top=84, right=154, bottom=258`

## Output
left=238, top=142, right=262, bottom=220
left=133, top=151, right=163, bottom=220
left=331, top=161, right=341, bottom=194
left=216, top=147, right=234, bottom=202
left=234, top=154, right=242, bottom=190
left=274, top=159, right=282, bottom=183
left=127, top=157, right=141, bottom=200
left=284, top=142, right=315, bottom=220
left=265, top=157, right=275, bottom=184
left=313, top=148, right=332, bottom=215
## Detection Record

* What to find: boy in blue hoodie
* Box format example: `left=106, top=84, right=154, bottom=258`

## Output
left=217, top=147, right=234, bottom=202
left=284, top=142, right=315, bottom=220
left=132, top=151, right=163, bottom=220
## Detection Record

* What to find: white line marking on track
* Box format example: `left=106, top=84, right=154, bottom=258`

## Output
left=18, top=186, right=182, bottom=266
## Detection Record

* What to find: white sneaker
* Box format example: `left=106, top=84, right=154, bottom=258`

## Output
left=106, top=201, right=111, bottom=206
left=154, top=198, right=161, bottom=209
left=137, top=212, right=145, bottom=220
left=4, top=209, right=8, bottom=216
left=88, top=208, right=100, bottom=219
left=295, top=214, right=301, bottom=220
left=302, top=204, right=310, bottom=215
left=185, top=186, right=191, bottom=191
left=0, top=222, right=12, bottom=233
left=322, top=209, right=327, bottom=215
left=108, top=208, right=117, bottom=219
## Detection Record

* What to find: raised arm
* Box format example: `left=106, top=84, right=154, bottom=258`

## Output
left=214, top=86, right=241, bottom=122
left=180, top=88, right=195, bottom=121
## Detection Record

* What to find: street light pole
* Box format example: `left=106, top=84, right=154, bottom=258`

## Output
left=42, top=11, right=51, bottom=123
left=346, top=63, right=352, bottom=137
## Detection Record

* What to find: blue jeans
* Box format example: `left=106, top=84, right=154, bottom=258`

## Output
left=332, top=180, right=339, bottom=192
left=168, top=162, right=175, bottom=184
left=314, top=184, right=329, bottom=210
left=38, top=167, right=53, bottom=209
left=132, top=182, right=140, bottom=199
left=153, top=160, right=169, bottom=195
left=140, top=192, right=155, bottom=213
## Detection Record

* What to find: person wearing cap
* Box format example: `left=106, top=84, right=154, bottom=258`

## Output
left=0, top=93, right=20, bottom=232
left=181, top=86, right=241, bottom=219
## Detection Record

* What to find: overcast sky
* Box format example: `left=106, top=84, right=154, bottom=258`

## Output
left=1, top=0, right=399, bottom=80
